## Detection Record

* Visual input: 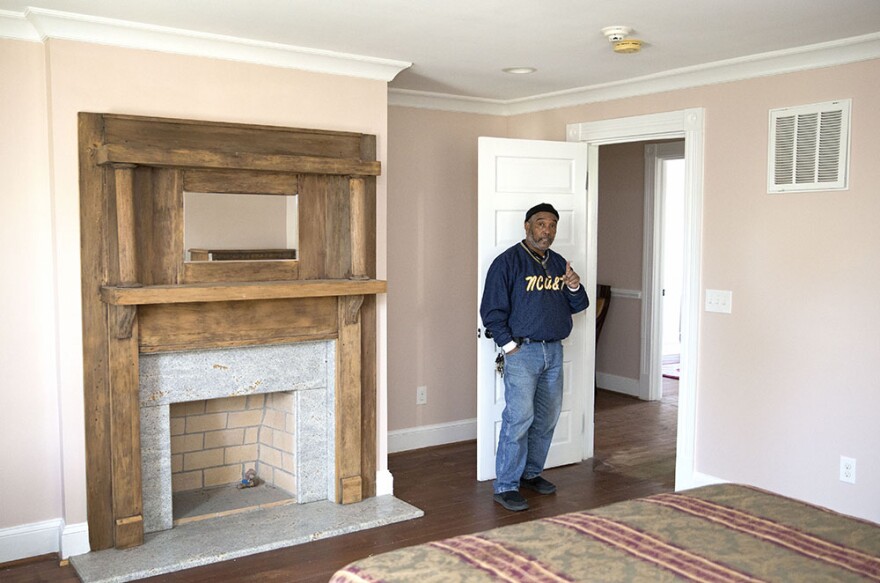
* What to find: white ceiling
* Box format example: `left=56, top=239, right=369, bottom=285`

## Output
left=3, top=0, right=880, bottom=107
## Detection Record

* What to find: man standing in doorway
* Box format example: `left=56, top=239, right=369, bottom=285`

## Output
left=480, top=203, right=589, bottom=511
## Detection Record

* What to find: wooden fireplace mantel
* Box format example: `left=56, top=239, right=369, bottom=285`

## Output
left=101, top=278, right=387, bottom=305
left=79, top=113, right=383, bottom=552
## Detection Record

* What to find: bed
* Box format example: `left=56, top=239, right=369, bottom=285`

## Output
left=331, top=484, right=880, bottom=582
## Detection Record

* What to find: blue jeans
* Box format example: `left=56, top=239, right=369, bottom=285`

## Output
left=494, top=340, right=564, bottom=494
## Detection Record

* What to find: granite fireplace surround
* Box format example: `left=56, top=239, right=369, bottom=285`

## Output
left=139, top=341, right=335, bottom=533
left=79, top=113, right=392, bottom=553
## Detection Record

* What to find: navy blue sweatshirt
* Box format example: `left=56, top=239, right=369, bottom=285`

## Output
left=480, top=241, right=589, bottom=349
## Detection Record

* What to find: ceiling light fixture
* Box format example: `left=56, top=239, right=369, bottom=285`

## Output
left=600, top=26, right=643, bottom=54
left=502, top=67, right=537, bottom=75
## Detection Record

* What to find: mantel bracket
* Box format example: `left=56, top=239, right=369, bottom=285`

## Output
left=113, top=305, right=137, bottom=339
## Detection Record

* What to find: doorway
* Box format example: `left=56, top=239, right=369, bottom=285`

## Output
left=567, top=108, right=704, bottom=490
left=646, top=142, right=685, bottom=401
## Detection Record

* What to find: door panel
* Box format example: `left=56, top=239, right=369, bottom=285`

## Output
left=477, top=137, right=591, bottom=481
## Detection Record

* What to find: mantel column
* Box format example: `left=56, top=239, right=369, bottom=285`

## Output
left=336, top=294, right=365, bottom=503
left=349, top=177, right=368, bottom=280
left=113, top=164, right=140, bottom=287
left=108, top=303, right=144, bottom=548
left=110, top=163, right=144, bottom=548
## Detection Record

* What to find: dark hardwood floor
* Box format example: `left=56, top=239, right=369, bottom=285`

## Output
left=2, top=380, right=677, bottom=583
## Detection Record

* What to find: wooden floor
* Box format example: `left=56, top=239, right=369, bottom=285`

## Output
left=2, top=380, right=677, bottom=583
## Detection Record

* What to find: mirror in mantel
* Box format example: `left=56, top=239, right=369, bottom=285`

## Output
left=183, top=192, right=298, bottom=262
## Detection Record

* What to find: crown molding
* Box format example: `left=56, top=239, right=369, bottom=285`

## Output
left=3, top=8, right=877, bottom=109
left=389, top=32, right=880, bottom=116
left=387, top=89, right=507, bottom=116
left=0, top=7, right=411, bottom=82
left=0, top=9, right=40, bottom=41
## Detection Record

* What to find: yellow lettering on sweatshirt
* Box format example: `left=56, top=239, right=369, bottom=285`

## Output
left=524, top=275, right=565, bottom=292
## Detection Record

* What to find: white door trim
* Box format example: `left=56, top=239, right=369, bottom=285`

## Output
left=643, top=141, right=686, bottom=402
left=566, top=108, right=705, bottom=490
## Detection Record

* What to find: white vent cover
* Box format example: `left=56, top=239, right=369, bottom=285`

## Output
left=768, top=99, right=850, bottom=193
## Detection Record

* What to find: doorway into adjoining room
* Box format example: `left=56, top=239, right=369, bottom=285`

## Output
left=573, top=108, right=704, bottom=490
left=655, top=144, right=685, bottom=392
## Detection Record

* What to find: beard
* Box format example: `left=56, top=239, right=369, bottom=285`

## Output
left=526, top=233, right=553, bottom=252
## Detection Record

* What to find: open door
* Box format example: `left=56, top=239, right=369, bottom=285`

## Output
left=476, top=137, right=593, bottom=481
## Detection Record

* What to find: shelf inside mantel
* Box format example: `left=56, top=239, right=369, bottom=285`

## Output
left=101, top=279, right=387, bottom=306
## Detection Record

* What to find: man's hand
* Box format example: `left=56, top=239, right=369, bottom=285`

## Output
left=564, top=261, right=581, bottom=290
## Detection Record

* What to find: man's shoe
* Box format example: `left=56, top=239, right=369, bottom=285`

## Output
left=520, top=475, right=556, bottom=494
left=493, top=490, right=529, bottom=511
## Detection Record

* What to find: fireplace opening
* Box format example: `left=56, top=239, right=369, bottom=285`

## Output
left=169, top=393, right=299, bottom=525
left=139, top=341, right=336, bottom=535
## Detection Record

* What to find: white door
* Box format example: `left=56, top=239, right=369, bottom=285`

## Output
left=477, top=137, right=593, bottom=481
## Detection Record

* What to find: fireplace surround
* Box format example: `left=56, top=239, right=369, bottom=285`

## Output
left=79, top=113, right=385, bottom=550
left=140, top=341, right=335, bottom=533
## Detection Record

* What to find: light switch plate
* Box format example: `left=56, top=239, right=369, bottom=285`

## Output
left=705, top=289, right=733, bottom=313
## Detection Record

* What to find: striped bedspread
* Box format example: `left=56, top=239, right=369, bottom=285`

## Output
left=331, top=484, right=880, bottom=582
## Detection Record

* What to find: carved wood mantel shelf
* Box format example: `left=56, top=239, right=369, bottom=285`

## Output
left=101, top=279, right=387, bottom=305
left=79, top=113, right=383, bottom=552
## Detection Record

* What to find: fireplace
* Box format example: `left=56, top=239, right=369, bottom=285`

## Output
left=140, top=342, right=335, bottom=533
left=79, top=113, right=385, bottom=550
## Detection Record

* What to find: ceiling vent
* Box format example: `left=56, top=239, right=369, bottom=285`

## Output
left=768, top=99, right=851, bottom=193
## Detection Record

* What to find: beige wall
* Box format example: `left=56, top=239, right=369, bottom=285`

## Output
left=389, top=59, right=880, bottom=522
left=386, top=107, right=507, bottom=430
left=0, top=37, right=388, bottom=539
left=0, top=39, right=63, bottom=529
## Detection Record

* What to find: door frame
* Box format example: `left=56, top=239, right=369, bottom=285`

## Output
left=644, top=141, right=686, bottom=401
left=567, top=108, right=704, bottom=490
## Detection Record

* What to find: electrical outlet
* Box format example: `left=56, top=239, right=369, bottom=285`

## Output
left=840, top=456, right=856, bottom=484
left=416, top=385, right=427, bottom=405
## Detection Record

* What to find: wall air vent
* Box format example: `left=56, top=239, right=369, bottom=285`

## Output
left=768, top=99, right=850, bottom=193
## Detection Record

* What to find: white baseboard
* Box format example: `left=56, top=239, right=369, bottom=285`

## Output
left=684, top=471, right=727, bottom=490
left=375, top=469, right=394, bottom=497
left=0, top=518, right=62, bottom=564
left=388, top=418, right=476, bottom=453
left=60, top=521, right=90, bottom=559
left=596, top=372, right=642, bottom=398
left=0, top=519, right=90, bottom=563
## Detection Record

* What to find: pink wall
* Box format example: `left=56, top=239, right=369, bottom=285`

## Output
left=0, top=39, right=63, bottom=532
left=386, top=107, right=507, bottom=430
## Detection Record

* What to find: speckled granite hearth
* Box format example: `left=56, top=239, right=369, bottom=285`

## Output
left=69, top=495, right=423, bottom=583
